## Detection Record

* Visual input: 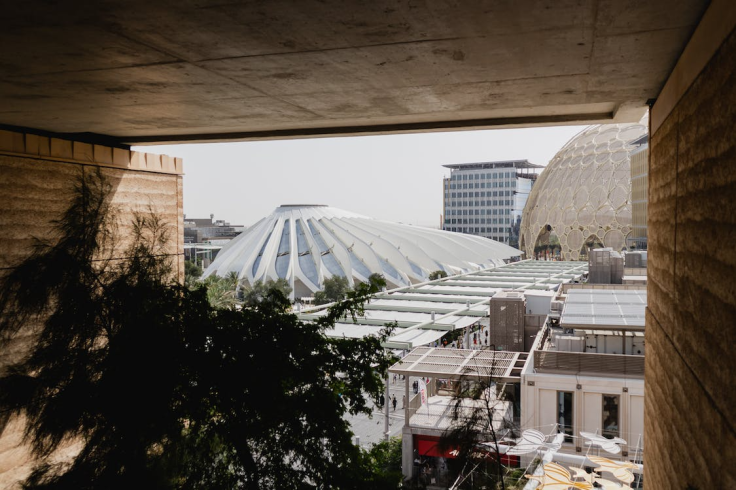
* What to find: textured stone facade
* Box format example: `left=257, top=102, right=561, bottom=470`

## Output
left=646, top=27, right=736, bottom=488
left=0, top=130, right=184, bottom=275
left=0, top=130, right=184, bottom=487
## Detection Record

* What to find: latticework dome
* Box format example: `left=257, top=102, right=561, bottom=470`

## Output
left=204, top=205, right=522, bottom=298
left=520, top=121, right=647, bottom=260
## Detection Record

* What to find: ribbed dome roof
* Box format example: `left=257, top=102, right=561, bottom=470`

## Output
left=520, top=120, right=647, bottom=260
left=203, top=205, right=521, bottom=298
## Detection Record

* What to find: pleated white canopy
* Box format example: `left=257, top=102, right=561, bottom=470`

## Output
left=203, top=205, right=522, bottom=298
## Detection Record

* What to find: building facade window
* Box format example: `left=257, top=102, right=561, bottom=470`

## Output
left=558, top=391, right=574, bottom=443
left=602, top=395, right=620, bottom=438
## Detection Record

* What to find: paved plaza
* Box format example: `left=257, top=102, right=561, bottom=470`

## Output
left=346, top=380, right=410, bottom=449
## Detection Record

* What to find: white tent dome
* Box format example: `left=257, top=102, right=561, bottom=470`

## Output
left=203, top=204, right=522, bottom=298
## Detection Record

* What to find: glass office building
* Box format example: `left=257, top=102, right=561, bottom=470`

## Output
left=442, top=160, right=542, bottom=248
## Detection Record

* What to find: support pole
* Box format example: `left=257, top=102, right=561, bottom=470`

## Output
left=622, top=330, right=626, bottom=355
left=385, top=374, right=390, bottom=442
left=405, top=375, right=410, bottom=426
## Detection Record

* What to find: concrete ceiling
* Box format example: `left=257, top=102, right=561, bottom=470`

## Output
left=0, top=0, right=708, bottom=145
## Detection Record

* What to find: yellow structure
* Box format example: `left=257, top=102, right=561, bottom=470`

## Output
left=629, top=143, right=649, bottom=250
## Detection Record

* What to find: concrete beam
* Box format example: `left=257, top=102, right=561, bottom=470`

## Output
left=0, top=0, right=707, bottom=143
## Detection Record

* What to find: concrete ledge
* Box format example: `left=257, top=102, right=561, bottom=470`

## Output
left=0, top=129, right=183, bottom=176
left=651, top=0, right=736, bottom=135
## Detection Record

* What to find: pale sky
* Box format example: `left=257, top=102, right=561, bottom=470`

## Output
left=139, top=125, right=587, bottom=229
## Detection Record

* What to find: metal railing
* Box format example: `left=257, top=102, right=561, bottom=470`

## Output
left=534, top=351, right=644, bottom=377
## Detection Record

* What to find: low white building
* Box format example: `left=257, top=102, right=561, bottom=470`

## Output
left=386, top=283, right=647, bottom=488
left=389, top=347, right=525, bottom=485
left=521, top=286, right=646, bottom=465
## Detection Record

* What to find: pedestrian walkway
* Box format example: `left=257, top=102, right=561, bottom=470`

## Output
left=345, top=382, right=408, bottom=449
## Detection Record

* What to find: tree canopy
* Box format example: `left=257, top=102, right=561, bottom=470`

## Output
left=184, top=259, right=202, bottom=286
left=314, top=274, right=387, bottom=306
left=199, top=271, right=241, bottom=309
left=313, top=275, right=350, bottom=305
left=0, top=170, right=398, bottom=489
left=240, top=278, right=292, bottom=307
left=428, top=270, right=448, bottom=280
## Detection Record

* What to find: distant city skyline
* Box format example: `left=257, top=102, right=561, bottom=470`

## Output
left=138, top=125, right=587, bottom=229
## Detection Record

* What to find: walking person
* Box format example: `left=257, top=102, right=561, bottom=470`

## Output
left=380, top=394, right=385, bottom=408
left=392, top=395, right=397, bottom=411
left=402, top=394, right=406, bottom=409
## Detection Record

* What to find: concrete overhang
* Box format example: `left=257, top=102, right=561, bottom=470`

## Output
left=0, top=0, right=708, bottom=146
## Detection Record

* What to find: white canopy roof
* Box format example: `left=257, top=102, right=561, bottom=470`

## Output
left=203, top=204, right=523, bottom=297
left=300, top=260, right=589, bottom=349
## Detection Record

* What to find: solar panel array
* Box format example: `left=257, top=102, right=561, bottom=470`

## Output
left=560, top=289, right=646, bottom=329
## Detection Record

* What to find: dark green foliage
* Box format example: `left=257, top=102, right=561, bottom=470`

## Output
left=313, top=275, right=350, bottom=305
left=314, top=274, right=386, bottom=306
left=428, top=270, right=448, bottom=280
left=198, top=271, right=240, bottom=308
left=360, top=437, right=403, bottom=488
left=0, top=170, right=395, bottom=489
left=366, top=273, right=387, bottom=290
left=184, top=260, right=202, bottom=287
left=176, top=285, right=395, bottom=489
left=240, top=278, right=292, bottom=307
left=504, top=467, right=529, bottom=489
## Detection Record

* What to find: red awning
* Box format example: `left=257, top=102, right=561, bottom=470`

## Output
left=415, top=436, right=520, bottom=467
left=416, top=436, right=456, bottom=459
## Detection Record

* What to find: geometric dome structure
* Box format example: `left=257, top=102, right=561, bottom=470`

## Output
left=519, top=121, right=648, bottom=261
left=203, top=204, right=522, bottom=298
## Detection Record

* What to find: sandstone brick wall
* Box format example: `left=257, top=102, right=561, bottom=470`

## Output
left=0, top=129, right=184, bottom=276
left=647, top=27, right=736, bottom=488
left=0, top=130, right=184, bottom=488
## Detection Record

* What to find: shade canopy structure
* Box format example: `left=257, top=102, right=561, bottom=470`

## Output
left=203, top=204, right=522, bottom=298
left=300, top=260, right=588, bottom=349
left=389, top=346, right=528, bottom=383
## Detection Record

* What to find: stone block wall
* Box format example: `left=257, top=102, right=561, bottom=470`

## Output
left=646, top=26, right=736, bottom=488
left=0, top=129, right=184, bottom=275
left=0, top=130, right=184, bottom=487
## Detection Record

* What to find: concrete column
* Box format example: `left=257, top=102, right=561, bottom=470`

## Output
left=621, top=388, right=630, bottom=455
left=401, top=426, right=414, bottom=481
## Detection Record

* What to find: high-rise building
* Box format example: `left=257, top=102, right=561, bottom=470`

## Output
left=442, top=160, right=542, bottom=248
